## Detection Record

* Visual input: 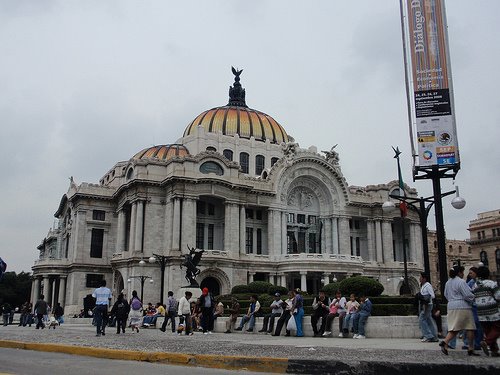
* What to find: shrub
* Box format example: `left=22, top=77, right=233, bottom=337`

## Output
left=268, top=285, right=288, bottom=296
left=338, top=276, right=384, bottom=297
left=248, top=281, right=274, bottom=294
left=322, top=282, right=341, bottom=297
left=258, top=293, right=274, bottom=308
left=231, top=284, right=250, bottom=294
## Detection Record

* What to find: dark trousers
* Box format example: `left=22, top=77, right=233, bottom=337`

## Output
left=180, top=314, right=192, bottom=335
left=94, top=305, right=108, bottom=335
left=35, top=313, right=45, bottom=329
left=311, top=312, right=328, bottom=334
left=480, top=321, right=500, bottom=353
left=274, top=311, right=291, bottom=336
left=262, top=312, right=281, bottom=332
left=161, top=310, right=177, bottom=332
left=201, top=307, right=214, bottom=332
left=116, top=317, right=127, bottom=333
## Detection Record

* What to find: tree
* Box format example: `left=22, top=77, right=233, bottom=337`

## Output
left=0, top=271, right=32, bottom=308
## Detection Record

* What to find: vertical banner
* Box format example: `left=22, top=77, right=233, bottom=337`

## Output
left=404, top=0, right=460, bottom=167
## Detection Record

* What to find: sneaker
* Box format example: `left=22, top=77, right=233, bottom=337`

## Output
left=353, top=334, right=358, bottom=339
left=357, top=335, right=366, bottom=339
left=235, top=327, right=243, bottom=331
left=188, top=332, right=194, bottom=336
left=160, top=327, right=166, bottom=332
left=338, top=333, right=343, bottom=337
left=246, top=328, right=253, bottom=332
left=322, top=331, right=331, bottom=336
left=208, top=331, right=213, bottom=334
left=421, top=338, right=429, bottom=342
left=224, top=330, right=231, bottom=334
left=258, top=329, right=266, bottom=332
left=203, top=332, right=208, bottom=335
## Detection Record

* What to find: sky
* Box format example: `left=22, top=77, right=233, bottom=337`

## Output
left=1, top=0, right=499, bottom=273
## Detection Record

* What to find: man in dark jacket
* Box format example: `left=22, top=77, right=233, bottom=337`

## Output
left=54, top=303, right=64, bottom=324
left=199, top=287, right=215, bottom=334
left=110, top=293, right=130, bottom=334
left=34, top=295, right=48, bottom=329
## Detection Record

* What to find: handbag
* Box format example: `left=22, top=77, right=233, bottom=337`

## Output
left=286, top=316, right=297, bottom=331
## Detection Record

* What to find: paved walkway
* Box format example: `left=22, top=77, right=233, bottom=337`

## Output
left=0, top=324, right=498, bottom=374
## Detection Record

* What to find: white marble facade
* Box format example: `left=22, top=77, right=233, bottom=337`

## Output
left=32, top=72, right=423, bottom=315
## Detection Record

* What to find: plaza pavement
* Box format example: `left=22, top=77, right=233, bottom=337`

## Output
left=0, top=323, right=498, bottom=374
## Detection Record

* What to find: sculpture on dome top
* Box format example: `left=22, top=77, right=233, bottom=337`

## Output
left=228, top=66, right=247, bottom=107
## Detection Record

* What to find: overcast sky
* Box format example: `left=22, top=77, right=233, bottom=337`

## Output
left=1, top=0, right=499, bottom=273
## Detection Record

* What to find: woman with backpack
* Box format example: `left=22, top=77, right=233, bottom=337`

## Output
left=110, top=293, right=130, bottom=334
left=128, top=290, right=143, bottom=333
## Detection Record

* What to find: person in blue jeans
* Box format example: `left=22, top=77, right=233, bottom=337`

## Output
left=353, top=295, right=372, bottom=339
left=291, top=289, right=304, bottom=337
left=235, top=295, right=261, bottom=332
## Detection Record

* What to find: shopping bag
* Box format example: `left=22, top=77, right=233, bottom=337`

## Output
left=286, top=316, right=297, bottom=331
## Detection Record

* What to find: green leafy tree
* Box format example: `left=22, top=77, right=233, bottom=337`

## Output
left=0, top=271, right=32, bottom=308
left=338, top=276, right=384, bottom=297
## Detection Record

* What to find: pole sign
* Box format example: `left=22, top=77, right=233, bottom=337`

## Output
left=404, top=0, right=460, bottom=167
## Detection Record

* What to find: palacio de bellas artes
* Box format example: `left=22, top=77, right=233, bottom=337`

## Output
left=32, top=69, right=426, bottom=315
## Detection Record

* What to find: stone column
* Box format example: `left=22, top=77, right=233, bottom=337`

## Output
left=164, top=200, right=173, bottom=251
left=181, top=198, right=196, bottom=251
left=224, top=202, right=233, bottom=252
left=300, top=271, right=307, bottom=292
left=51, top=278, right=57, bottom=307
left=32, top=277, right=41, bottom=303
left=116, top=209, right=126, bottom=253
left=239, top=205, right=246, bottom=255
left=331, top=217, right=339, bottom=254
left=366, top=219, right=375, bottom=261
left=134, top=200, right=144, bottom=252
left=129, top=202, right=137, bottom=251
left=382, top=220, right=394, bottom=263
left=320, top=218, right=326, bottom=253
left=322, top=273, right=330, bottom=286
left=375, top=220, right=383, bottom=262
left=281, top=211, right=287, bottom=255
left=324, top=218, right=332, bottom=254
left=248, top=272, right=255, bottom=283
left=267, top=209, right=274, bottom=256
left=338, top=217, right=350, bottom=255
left=280, top=273, right=287, bottom=288
left=172, top=198, right=181, bottom=251
left=58, top=276, right=67, bottom=307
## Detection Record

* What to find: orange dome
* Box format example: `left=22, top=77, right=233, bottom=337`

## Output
left=132, top=144, right=189, bottom=161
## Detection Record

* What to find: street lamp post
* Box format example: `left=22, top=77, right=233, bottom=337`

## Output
left=383, top=148, right=466, bottom=296
left=127, top=275, right=153, bottom=303
left=149, top=253, right=168, bottom=305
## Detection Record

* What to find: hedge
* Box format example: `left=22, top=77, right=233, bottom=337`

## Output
left=248, top=281, right=274, bottom=294
left=338, top=276, right=384, bottom=297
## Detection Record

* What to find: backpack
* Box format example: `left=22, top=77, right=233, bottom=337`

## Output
left=131, top=298, right=142, bottom=310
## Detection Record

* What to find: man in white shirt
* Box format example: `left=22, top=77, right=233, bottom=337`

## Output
left=177, top=291, right=193, bottom=336
left=419, top=273, right=438, bottom=342
left=92, top=279, right=112, bottom=337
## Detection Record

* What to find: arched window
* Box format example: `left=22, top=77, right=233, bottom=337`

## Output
left=239, top=152, right=249, bottom=174
left=206, top=146, right=217, bottom=152
left=223, top=149, right=233, bottom=161
left=126, top=168, right=134, bottom=180
left=200, top=161, right=224, bottom=176
left=458, top=246, right=462, bottom=254
left=480, top=251, right=489, bottom=266
left=496, top=249, right=500, bottom=271
left=255, top=155, right=265, bottom=175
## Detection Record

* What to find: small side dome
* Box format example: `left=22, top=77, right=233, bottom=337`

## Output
left=132, top=144, right=190, bottom=161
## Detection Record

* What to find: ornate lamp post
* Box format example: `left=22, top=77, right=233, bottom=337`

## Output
left=383, top=147, right=466, bottom=296
left=148, top=253, right=168, bottom=304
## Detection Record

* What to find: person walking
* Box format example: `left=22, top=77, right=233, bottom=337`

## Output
left=418, top=273, right=438, bottom=342
left=110, top=293, right=130, bottom=334
left=199, top=287, right=215, bottom=334
left=128, top=290, right=143, bottom=333
left=54, top=302, right=64, bottom=325
left=33, top=295, right=48, bottom=329
left=473, top=266, right=500, bottom=357
left=92, top=279, right=112, bottom=337
left=160, top=291, right=178, bottom=333
left=439, top=265, right=478, bottom=356
left=177, top=291, right=193, bottom=336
